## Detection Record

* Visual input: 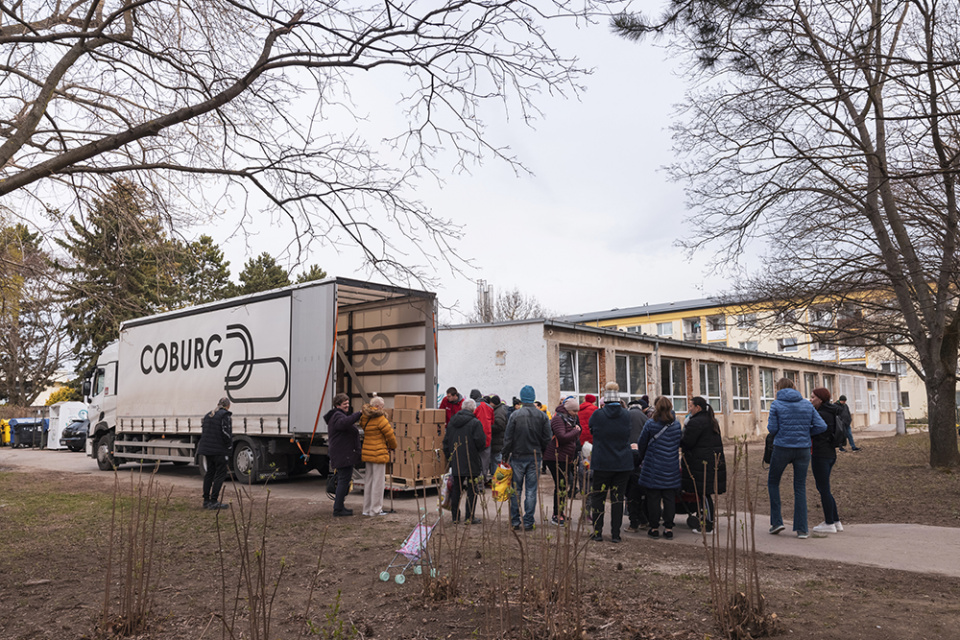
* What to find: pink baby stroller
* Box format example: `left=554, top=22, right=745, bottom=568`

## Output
left=380, top=513, right=437, bottom=584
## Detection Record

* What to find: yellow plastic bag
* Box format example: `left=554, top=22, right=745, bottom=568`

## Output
left=492, top=463, right=513, bottom=502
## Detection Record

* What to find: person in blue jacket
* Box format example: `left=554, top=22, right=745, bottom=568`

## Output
left=637, top=396, right=683, bottom=540
left=767, top=378, right=827, bottom=538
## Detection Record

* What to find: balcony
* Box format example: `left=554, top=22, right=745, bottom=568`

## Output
left=706, top=329, right=727, bottom=342
left=811, top=349, right=837, bottom=361
left=839, top=346, right=866, bottom=360
left=683, top=332, right=702, bottom=342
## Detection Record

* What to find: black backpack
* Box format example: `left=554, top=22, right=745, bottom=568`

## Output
left=827, top=413, right=846, bottom=448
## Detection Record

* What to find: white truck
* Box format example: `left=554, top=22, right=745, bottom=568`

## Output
left=84, top=277, right=437, bottom=482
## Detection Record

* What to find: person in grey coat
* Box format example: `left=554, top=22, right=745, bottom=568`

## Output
left=198, top=397, right=232, bottom=510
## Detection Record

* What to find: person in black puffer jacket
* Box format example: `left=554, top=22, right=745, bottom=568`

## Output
left=324, top=393, right=362, bottom=517
left=198, top=397, right=232, bottom=510
left=810, top=387, right=843, bottom=534
left=442, top=399, right=487, bottom=524
left=681, top=396, right=727, bottom=532
left=588, top=382, right=634, bottom=543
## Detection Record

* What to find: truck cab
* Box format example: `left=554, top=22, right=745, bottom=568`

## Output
left=84, top=341, right=118, bottom=468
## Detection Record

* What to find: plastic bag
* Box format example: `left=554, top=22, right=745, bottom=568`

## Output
left=439, top=471, right=453, bottom=510
left=492, top=463, right=513, bottom=502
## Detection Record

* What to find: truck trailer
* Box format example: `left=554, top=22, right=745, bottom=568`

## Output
left=84, top=277, right=437, bottom=482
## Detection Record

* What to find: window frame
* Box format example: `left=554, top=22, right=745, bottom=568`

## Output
left=731, top=365, right=751, bottom=412
left=559, top=348, right=600, bottom=404
left=661, top=357, right=688, bottom=412
left=777, top=337, right=799, bottom=352
left=699, top=361, right=722, bottom=412
left=760, top=368, right=776, bottom=411
left=615, top=353, right=647, bottom=403
left=656, top=321, right=673, bottom=337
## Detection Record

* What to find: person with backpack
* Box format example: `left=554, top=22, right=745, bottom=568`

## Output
left=637, top=396, right=683, bottom=540
left=810, top=387, right=844, bottom=534
left=442, top=398, right=487, bottom=524
left=681, top=396, right=727, bottom=533
left=767, top=378, right=828, bottom=538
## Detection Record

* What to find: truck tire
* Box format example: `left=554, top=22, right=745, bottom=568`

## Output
left=232, top=440, right=260, bottom=484
left=96, top=433, right=117, bottom=471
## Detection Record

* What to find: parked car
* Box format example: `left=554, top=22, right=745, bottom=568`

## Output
left=60, top=419, right=89, bottom=452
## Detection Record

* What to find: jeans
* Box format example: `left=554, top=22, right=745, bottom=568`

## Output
left=811, top=456, right=840, bottom=525
left=544, top=459, right=575, bottom=518
left=590, top=470, right=630, bottom=537
left=480, top=447, right=491, bottom=480
left=844, top=425, right=858, bottom=449
left=509, top=454, right=540, bottom=528
left=449, top=474, right=480, bottom=522
left=645, top=488, right=677, bottom=529
left=202, top=454, right=228, bottom=503
left=490, top=450, right=502, bottom=479
left=333, top=466, right=353, bottom=512
left=768, top=446, right=811, bottom=533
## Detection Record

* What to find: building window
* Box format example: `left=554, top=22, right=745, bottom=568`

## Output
left=881, top=360, right=908, bottom=376
left=736, top=313, right=757, bottom=328
left=615, top=354, right=647, bottom=402
left=839, top=375, right=854, bottom=407
left=739, top=341, right=759, bottom=351
left=656, top=321, right=673, bottom=337
left=803, top=372, right=817, bottom=398
left=661, top=358, right=688, bottom=412
left=777, top=337, right=799, bottom=352
left=559, top=348, right=600, bottom=404
left=732, top=365, right=751, bottom=412
left=784, top=370, right=799, bottom=387
left=624, top=325, right=642, bottom=333
left=706, top=315, right=726, bottom=332
left=855, top=377, right=868, bottom=413
left=822, top=373, right=836, bottom=397
left=776, top=309, right=797, bottom=324
left=699, top=362, right=722, bottom=412
left=683, top=318, right=701, bottom=342
left=809, top=307, right=834, bottom=327
left=901, top=391, right=910, bottom=408
left=760, top=368, right=776, bottom=411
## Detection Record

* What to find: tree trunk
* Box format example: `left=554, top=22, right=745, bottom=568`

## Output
left=925, top=370, right=960, bottom=468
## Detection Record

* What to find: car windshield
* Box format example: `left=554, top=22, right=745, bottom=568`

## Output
left=66, top=420, right=89, bottom=431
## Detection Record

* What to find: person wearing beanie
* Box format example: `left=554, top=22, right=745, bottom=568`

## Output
left=198, top=397, right=232, bottom=510
left=442, top=398, right=487, bottom=524
left=681, top=396, right=727, bottom=533
left=810, top=388, right=844, bottom=534
left=489, top=395, right=509, bottom=477
left=588, top=382, right=633, bottom=542
left=544, top=397, right=582, bottom=525
left=766, top=377, right=827, bottom=538
left=502, top=385, right=552, bottom=530
left=836, top=395, right=860, bottom=451
left=626, top=398, right=650, bottom=531
left=470, top=388, right=483, bottom=402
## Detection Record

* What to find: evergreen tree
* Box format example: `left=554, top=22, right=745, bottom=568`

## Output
left=176, top=235, right=232, bottom=305
left=56, top=179, right=179, bottom=375
left=0, top=223, right=66, bottom=404
left=295, top=264, right=327, bottom=284
left=232, top=252, right=291, bottom=296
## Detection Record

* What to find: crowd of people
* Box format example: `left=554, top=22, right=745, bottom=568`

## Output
left=194, top=378, right=852, bottom=541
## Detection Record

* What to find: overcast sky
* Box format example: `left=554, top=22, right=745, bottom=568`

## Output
left=211, top=13, right=738, bottom=322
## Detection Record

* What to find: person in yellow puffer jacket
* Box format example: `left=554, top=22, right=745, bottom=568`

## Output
left=360, top=395, right=398, bottom=516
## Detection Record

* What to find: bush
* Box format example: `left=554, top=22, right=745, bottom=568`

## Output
left=45, top=387, right=81, bottom=405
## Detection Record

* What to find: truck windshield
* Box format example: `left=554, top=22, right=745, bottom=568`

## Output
left=93, top=368, right=106, bottom=396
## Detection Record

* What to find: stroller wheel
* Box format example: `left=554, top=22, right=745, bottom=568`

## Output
left=413, top=565, right=423, bottom=575
left=687, top=515, right=700, bottom=530
left=395, top=574, right=406, bottom=585
left=379, top=571, right=390, bottom=582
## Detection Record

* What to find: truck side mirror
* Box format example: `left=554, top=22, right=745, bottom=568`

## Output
left=82, top=380, right=91, bottom=400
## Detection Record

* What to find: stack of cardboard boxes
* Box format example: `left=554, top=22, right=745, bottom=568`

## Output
left=387, top=395, right=447, bottom=483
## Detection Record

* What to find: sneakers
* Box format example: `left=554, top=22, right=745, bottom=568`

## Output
left=769, top=524, right=785, bottom=535
left=627, top=524, right=640, bottom=533
left=663, top=530, right=674, bottom=540
left=838, top=447, right=847, bottom=452
left=550, top=514, right=566, bottom=526
left=611, top=536, right=622, bottom=544
left=332, top=508, right=354, bottom=517
left=468, top=518, right=482, bottom=525
left=589, top=533, right=603, bottom=542
left=205, top=501, right=229, bottom=510
left=691, top=528, right=701, bottom=535
left=797, top=532, right=809, bottom=539
left=813, top=522, right=837, bottom=534
left=852, top=447, right=862, bottom=452
left=647, top=528, right=660, bottom=539
left=524, top=524, right=535, bottom=532
left=835, top=521, right=844, bottom=532
left=512, top=524, right=521, bottom=531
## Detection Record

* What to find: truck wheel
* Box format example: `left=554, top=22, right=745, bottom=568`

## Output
left=232, top=440, right=259, bottom=484
left=96, top=433, right=117, bottom=471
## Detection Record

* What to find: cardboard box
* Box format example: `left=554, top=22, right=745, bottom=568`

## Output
left=394, top=395, right=423, bottom=410
left=394, top=409, right=418, bottom=425
left=422, top=409, right=445, bottom=424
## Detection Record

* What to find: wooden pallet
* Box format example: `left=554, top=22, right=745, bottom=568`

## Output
left=385, top=474, right=441, bottom=491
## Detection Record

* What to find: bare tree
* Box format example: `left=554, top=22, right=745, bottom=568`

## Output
left=616, top=0, right=960, bottom=467
left=0, top=0, right=617, bottom=282
left=469, top=286, right=552, bottom=322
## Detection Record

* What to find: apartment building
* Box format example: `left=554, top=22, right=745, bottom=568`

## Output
left=438, top=319, right=898, bottom=439
left=563, top=298, right=922, bottom=419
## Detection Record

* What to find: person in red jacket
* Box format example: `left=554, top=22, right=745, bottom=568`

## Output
left=578, top=394, right=598, bottom=445
left=440, top=387, right=464, bottom=425
left=470, top=389, right=495, bottom=481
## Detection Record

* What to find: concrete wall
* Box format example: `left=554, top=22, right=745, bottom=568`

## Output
left=437, top=321, right=549, bottom=406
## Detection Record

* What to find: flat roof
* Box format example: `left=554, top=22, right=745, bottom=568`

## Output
left=560, top=297, right=724, bottom=324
